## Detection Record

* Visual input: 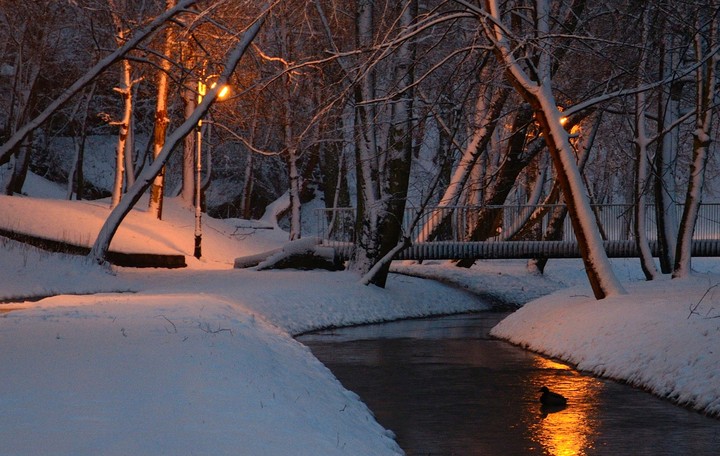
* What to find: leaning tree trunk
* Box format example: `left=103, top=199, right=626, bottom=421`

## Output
left=413, top=83, right=509, bottom=244
left=484, top=0, right=626, bottom=299
left=529, top=113, right=598, bottom=274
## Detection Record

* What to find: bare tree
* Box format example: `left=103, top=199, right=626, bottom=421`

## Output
left=349, top=0, right=418, bottom=287
left=148, top=0, right=177, bottom=218
left=673, top=3, right=719, bottom=278
left=89, top=4, right=271, bottom=264
left=0, top=0, right=199, bottom=166
left=633, top=5, right=658, bottom=281
left=458, top=0, right=626, bottom=298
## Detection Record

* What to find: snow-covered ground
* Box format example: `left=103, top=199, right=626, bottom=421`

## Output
left=1, top=177, right=719, bottom=454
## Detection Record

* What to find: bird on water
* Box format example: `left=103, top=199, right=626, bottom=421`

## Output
left=539, top=386, right=567, bottom=406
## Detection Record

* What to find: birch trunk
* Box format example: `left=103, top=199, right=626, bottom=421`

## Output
left=110, top=56, right=132, bottom=208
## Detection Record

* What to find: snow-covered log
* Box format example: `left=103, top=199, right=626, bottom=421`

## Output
left=254, top=237, right=343, bottom=271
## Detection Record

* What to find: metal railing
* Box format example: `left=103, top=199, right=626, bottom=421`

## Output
left=315, top=203, right=720, bottom=260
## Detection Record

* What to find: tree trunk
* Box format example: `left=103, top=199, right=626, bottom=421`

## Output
left=4, top=136, right=31, bottom=195
left=110, top=57, right=132, bottom=209
left=350, top=0, right=383, bottom=278
left=634, top=90, right=657, bottom=280
left=239, top=102, right=260, bottom=219
left=287, top=148, right=302, bottom=240
left=69, top=83, right=95, bottom=201
left=633, top=10, right=658, bottom=280
left=365, top=0, right=417, bottom=287
left=673, top=11, right=718, bottom=278
left=180, top=79, right=196, bottom=205
left=654, top=32, right=682, bottom=273
left=148, top=0, right=176, bottom=219
left=351, top=0, right=417, bottom=287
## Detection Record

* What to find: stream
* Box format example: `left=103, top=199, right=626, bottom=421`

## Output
left=298, top=312, right=720, bottom=455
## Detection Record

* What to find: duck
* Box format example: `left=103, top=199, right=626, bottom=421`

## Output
left=539, top=386, right=567, bottom=406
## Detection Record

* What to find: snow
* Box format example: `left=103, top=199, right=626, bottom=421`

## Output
left=491, top=274, right=720, bottom=416
left=1, top=175, right=720, bottom=454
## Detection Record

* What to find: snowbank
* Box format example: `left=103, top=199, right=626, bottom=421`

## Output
left=1, top=294, right=404, bottom=455
left=0, top=194, right=488, bottom=455
left=490, top=274, right=720, bottom=417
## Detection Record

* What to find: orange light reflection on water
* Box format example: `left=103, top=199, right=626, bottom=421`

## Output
left=527, top=357, right=603, bottom=456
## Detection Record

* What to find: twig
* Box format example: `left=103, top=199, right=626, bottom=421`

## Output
left=157, top=315, right=178, bottom=334
left=198, top=322, right=234, bottom=336
left=688, top=283, right=719, bottom=319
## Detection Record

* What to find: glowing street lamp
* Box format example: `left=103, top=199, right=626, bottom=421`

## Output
left=194, top=79, right=229, bottom=259
left=557, top=106, right=569, bottom=127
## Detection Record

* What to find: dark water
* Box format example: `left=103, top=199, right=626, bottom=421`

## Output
left=298, top=313, right=720, bottom=455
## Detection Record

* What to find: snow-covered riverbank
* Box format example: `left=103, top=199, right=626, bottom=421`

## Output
left=1, top=193, right=719, bottom=455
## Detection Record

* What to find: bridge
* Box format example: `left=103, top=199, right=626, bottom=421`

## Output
left=315, top=204, right=720, bottom=261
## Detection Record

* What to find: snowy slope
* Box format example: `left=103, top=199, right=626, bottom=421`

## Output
left=1, top=172, right=719, bottom=456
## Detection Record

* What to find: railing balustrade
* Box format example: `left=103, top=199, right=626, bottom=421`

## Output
left=315, top=203, right=720, bottom=260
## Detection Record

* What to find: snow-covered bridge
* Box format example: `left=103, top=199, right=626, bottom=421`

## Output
left=316, top=204, right=720, bottom=261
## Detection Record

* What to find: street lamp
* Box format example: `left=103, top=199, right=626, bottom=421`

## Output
left=194, top=79, right=229, bottom=259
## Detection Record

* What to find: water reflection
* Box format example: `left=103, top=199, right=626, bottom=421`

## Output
left=528, top=358, right=602, bottom=455
left=300, top=313, right=720, bottom=455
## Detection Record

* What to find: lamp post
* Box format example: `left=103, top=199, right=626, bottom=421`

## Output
left=194, top=78, right=229, bottom=259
